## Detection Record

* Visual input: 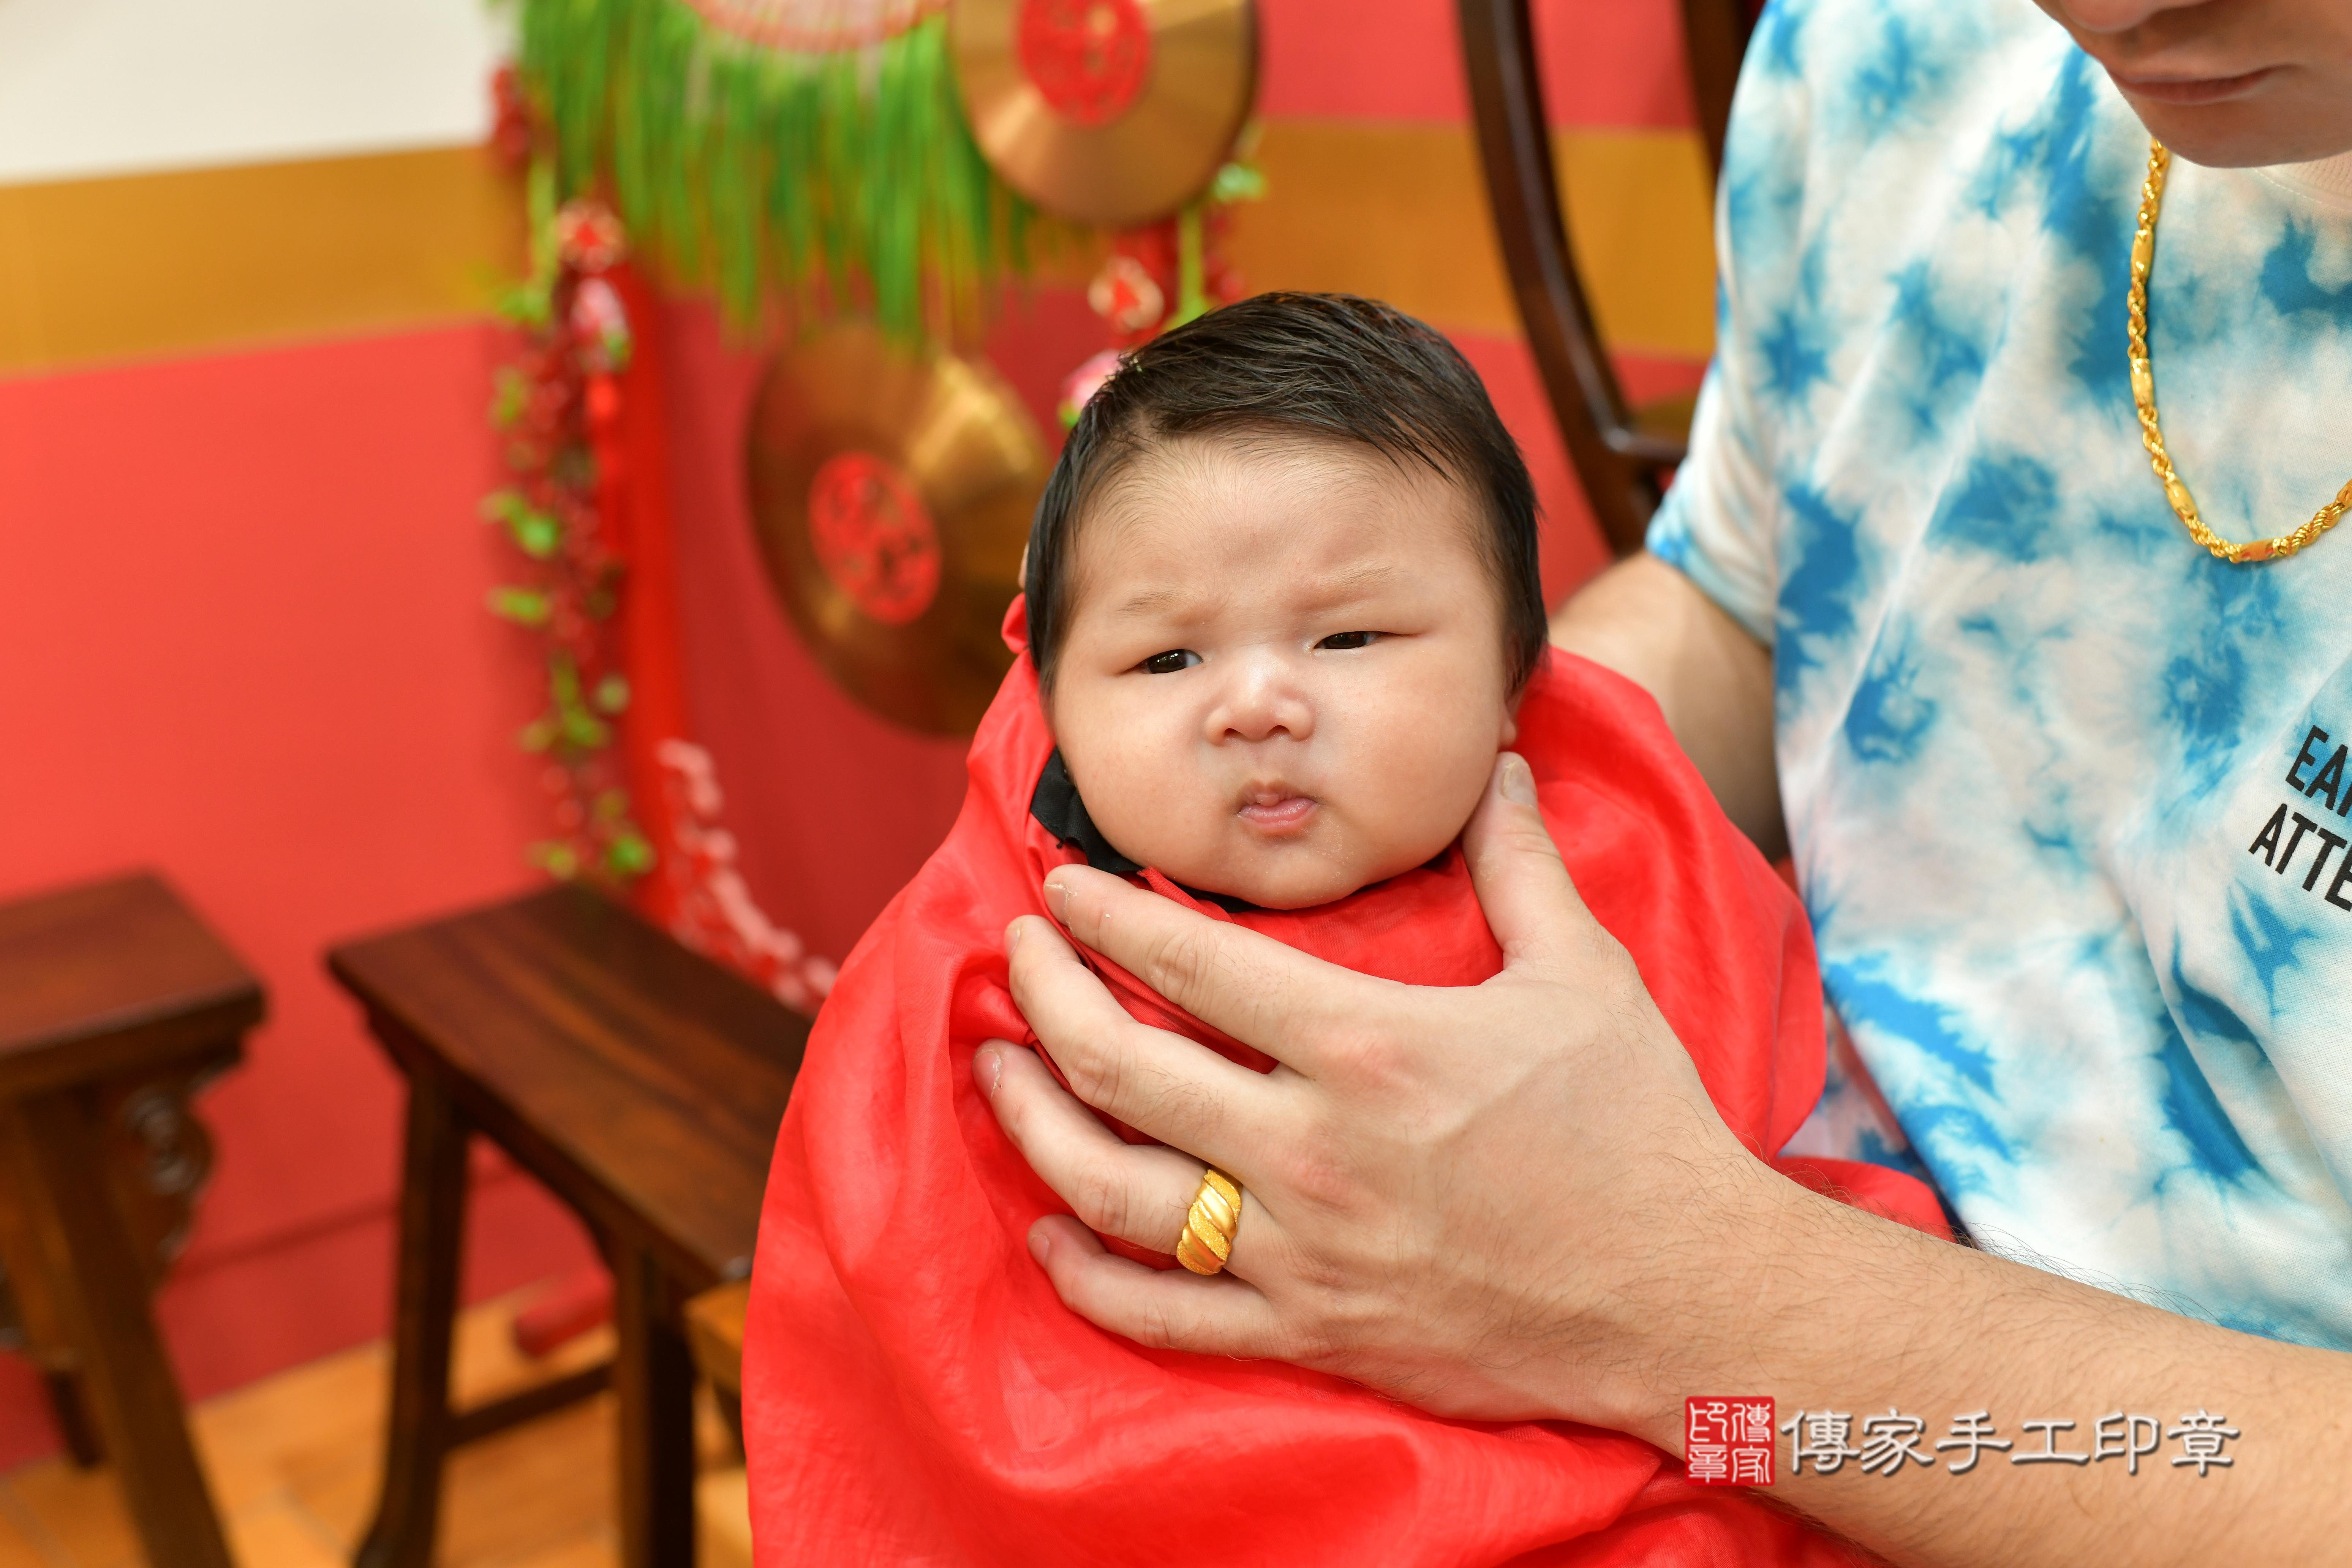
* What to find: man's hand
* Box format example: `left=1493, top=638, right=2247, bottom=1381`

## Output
left=977, top=752, right=2352, bottom=1567
left=980, top=750, right=1770, bottom=1435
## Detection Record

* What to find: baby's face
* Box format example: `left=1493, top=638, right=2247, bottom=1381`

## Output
left=1046, top=436, right=1519, bottom=910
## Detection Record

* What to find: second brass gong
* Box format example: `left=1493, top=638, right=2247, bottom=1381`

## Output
left=746, top=326, right=1049, bottom=736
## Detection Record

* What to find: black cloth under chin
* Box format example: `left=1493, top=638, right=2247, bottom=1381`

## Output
left=1029, top=750, right=1260, bottom=914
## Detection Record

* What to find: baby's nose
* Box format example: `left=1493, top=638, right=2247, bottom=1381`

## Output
left=1208, top=660, right=1315, bottom=743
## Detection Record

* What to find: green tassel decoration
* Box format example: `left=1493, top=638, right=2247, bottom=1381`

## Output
left=517, top=0, right=1029, bottom=337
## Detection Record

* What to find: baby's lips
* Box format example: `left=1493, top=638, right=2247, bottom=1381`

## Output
left=1235, top=775, right=1312, bottom=808
left=1237, top=795, right=1318, bottom=833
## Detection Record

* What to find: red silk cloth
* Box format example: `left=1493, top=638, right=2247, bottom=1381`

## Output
left=743, top=602, right=1942, bottom=1565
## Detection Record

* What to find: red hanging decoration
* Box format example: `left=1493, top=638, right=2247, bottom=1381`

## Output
left=484, top=81, right=835, bottom=1011
left=1059, top=162, right=1259, bottom=422
left=482, top=183, right=654, bottom=889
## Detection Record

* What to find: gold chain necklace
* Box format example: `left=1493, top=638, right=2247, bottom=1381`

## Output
left=2128, top=139, right=2352, bottom=564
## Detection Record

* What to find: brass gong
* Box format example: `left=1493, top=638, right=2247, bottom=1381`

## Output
left=746, top=326, right=1048, bottom=736
left=952, top=0, right=1258, bottom=229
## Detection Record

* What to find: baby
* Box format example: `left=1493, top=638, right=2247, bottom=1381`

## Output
left=741, top=294, right=1938, bottom=1568
left=1023, top=291, right=1544, bottom=912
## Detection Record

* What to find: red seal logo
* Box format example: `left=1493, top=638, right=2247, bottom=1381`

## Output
left=805, top=451, right=942, bottom=625
left=1017, top=0, right=1152, bottom=127
left=1685, top=1397, right=1776, bottom=1486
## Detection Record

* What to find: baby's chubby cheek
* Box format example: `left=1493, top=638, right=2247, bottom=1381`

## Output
left=1054, top=724, right=1238, bottom=877
left=1076, top=751, right=1206, bottom=863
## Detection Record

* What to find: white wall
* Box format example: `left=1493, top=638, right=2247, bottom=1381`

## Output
left=0, top=0, right=509, bottom=185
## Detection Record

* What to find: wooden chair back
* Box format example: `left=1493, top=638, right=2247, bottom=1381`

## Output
left=1456, top=0, right=1755, bottom=557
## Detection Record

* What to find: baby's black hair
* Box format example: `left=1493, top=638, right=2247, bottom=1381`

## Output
left=1023, top=292, right=1547, bottom=692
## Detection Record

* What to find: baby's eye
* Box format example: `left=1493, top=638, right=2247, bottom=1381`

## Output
left=1317, top=631, right=1379, bottom=651
left=1139, top=649, right=1200, bottom=675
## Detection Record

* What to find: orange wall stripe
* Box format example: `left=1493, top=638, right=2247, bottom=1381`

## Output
left=0, top=147, right=525, bottom=377
left=0, top=124, right=1713, bottom=378
left=1230, top=119, right=1716, bottom=360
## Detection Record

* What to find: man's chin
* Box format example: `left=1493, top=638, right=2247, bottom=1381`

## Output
left=2117, top=86, right=2352, bottom=168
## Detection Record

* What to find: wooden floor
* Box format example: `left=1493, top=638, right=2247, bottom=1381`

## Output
left=0, top=1290, right=752, bottom=1568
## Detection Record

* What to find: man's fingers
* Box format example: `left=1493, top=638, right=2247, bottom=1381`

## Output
left=1027, top=1216, right=1285, bottom=1358
left=1006, top=914, right=1286, bottom=1161
left=980, top=1042, right=1210, bottom=1255
left=1039, top=866, right=1389, bottom=1069
left=1460, top=752, right=1609, bottom=980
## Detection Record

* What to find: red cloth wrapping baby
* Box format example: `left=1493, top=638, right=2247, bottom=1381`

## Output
left=743, top=607, right=1944, bottom=1566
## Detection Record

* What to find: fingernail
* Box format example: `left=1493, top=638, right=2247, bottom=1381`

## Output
left=1028, top=1226, right=1052, bottom=1264
left=1005, top=919, right=1024, bottom=955
left=974, top=1046, right=1003, bottom=1098
left=1498, top=751, right=1536, bottom=805
left=1043, top=874, right=1070, bottom=920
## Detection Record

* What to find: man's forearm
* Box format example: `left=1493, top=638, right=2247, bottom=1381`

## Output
left=1550, top=552, right=1785, bottom=856
left=1630, top=1175, right=2352, bottom=1566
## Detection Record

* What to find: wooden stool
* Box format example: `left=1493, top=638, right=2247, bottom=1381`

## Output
left=0, top=872, right=263, bottom=1568
left=328, top=885, right=806, bottom=1568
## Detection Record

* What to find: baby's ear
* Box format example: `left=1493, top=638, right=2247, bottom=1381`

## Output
left=1017, top=542, right=1030, bottom=583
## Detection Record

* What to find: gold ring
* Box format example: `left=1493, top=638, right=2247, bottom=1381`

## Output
left=1175, top=1167, right=1242, bottom=1276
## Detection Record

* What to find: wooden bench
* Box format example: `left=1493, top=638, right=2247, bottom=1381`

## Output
left=0, top=872, right=263, bottom=1568
left=328, top=884, right=807, bottom=1568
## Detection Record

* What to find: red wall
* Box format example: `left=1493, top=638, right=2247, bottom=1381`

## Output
left=1262, top=0, right=1694, bottom=124
left=0, top=0, right=1702, bottom=1470
left=0, top=327, right=599, bottom=1463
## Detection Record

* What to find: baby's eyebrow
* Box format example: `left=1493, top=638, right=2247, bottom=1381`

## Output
left=1314, top=560, right=1405, bottom=598
left=1112, top=585, right=1194, bottom=618
left=1111, top=560, right=1408, bottom=620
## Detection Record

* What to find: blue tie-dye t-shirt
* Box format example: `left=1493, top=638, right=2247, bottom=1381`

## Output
left=1649, top=0, right=2352, bottom=1347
